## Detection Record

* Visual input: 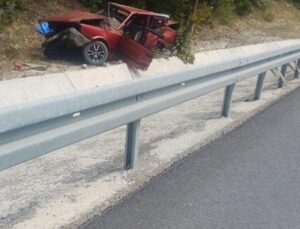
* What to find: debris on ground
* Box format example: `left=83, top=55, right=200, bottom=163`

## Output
left=13, top=63, right=48, bottom=72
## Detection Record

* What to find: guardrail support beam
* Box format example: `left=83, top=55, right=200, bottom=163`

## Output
left=294, top=60, right=300, bottom=79
left=125, top=120, right=141, bottom=169
left=254, top=72, right=267, bottom=100
left=222, top=84, right=235, bottom=117
left=278, top=64, right=288, bottom=88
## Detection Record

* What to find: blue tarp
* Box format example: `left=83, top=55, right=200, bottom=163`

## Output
left=36, top=22, right=53, bottom=35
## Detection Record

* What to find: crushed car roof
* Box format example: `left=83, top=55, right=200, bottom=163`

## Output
left=108, top=2, right=170, bottom=18
left=42, top=3, right=170, bottom=24
left=42, top=10, right=106, bottom=23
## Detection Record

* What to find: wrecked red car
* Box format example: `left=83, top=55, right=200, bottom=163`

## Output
left=37, top=2, right=178, bottom=69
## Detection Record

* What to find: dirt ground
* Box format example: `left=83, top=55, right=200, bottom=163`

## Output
left=195, top=0, right=300, bottom=50
left=0, top=0, right=86, bottom=80
left=0, top=0, right=299, bottom=81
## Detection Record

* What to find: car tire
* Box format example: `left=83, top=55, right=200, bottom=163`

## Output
left=83, top=41, right=108, bottom=66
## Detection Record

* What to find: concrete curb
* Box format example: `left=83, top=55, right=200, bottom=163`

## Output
left=1, top=39, right=299, bottom=108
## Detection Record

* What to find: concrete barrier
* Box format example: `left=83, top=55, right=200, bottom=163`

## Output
left=0, top=63, right=133, bottom=108
left=1, top=40, right=299, bottom=109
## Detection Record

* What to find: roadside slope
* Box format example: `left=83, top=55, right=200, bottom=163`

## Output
left=1, top=0, right=300, bottom=80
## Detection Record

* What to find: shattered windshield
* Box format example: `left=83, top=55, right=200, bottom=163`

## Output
left=103, top=4, right=130, bottom=30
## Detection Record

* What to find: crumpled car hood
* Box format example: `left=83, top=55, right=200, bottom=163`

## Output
left=41, top=10, right=107, bottom=23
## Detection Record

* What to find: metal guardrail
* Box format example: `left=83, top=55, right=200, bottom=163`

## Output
left=0, top=42, right=300, bottom=171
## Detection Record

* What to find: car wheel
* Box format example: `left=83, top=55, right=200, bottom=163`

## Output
left=83, top=41, right=108, bottom=66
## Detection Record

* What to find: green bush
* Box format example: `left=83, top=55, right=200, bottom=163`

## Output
left=0, top=0, right=25, bottom=32
left=189, top=2, right=214, bottom=25
left=79, top=0, right=105, bottom=11
left=2, top=9, right=17, bottom=23
left=0, top=0, right=24, bottom=9
left=171, top=28, right=195, bottom=64
left=251, top=0, right=268, bottom=11
left=292, top=0, right=300, bottom=9
left=234, top=0, right=252, bottom=16
left=79, top=0, right=146, bottom=11
left=211, top=0, right=236, bottom=25
left=263, top=8, right=274, bottom=22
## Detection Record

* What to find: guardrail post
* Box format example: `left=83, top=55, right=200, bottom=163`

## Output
left=222, top=84, right=235, bottom=117
left=125, top=120, right=141, bottom=170
left=254, top=72, right=267, bottom=100
left=294, top=60, right=300, bottom=79
left=278, top=64, right=288, bottom=88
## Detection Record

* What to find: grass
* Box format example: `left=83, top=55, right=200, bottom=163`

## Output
left=0, top=0, right=86, bottom=72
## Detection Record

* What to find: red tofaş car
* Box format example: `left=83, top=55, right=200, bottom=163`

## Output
left=38, top=2, right=178, bottom=70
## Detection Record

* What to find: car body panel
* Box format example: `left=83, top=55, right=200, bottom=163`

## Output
left=80, top=23, right=122, bottom=58
left=158, top=26, right=177, bottom=48
left=117, top=36, right=154, bottom=69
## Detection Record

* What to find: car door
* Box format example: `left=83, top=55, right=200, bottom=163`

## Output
left=116, top=13, right=164, bottom=70
left=117, top=35, right=154, bottom=70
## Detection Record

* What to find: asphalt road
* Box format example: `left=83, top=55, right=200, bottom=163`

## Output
left=81, top=87, right=300, bottom=229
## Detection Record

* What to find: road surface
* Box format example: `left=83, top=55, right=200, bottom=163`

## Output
left=81, top=87, right=300, bottom=229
